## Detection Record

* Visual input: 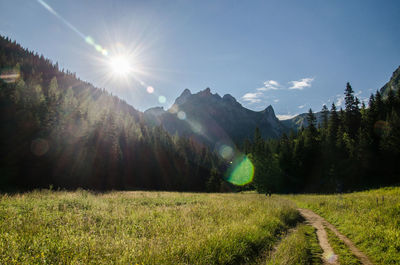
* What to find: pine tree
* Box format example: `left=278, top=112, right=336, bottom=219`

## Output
left=344, top=82, right=361, bottom=139
left=380, top=110, right=400, bottom=183
left=305, top=108, right=318, bottom=144
left=381, top=111, right=400, bottom=156
left=206, top=167, right=221, bottom=192
left=386, top=89, right=395, bottom=119
left=357, top=103, right=374, bottom=186
left=253, top=127, right=265, bottom=156
left=12, top=78, right=26, bottom=104
left=321, top=104, right=329, bottom=130
left=375, top=91, right=385, bottom=120
left=328, top=103, right=339, bottom=148
left=395, top=88, right=400, bottom=114
left=48, top=76, right=60, bottom=102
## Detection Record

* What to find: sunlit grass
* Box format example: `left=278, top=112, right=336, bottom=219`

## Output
left=325, top=228, right=361, bottom=265
left=289, top=187, right=400, bottom=265
left=0, top=190, right=300, bottom=264
left=266, top=225, right=322, bottom=265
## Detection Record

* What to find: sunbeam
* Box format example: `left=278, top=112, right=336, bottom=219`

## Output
left=36, top=0, right=165, bottom=103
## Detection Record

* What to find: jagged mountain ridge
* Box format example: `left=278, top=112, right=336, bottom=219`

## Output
left=144, top=88, right=285, bottom=146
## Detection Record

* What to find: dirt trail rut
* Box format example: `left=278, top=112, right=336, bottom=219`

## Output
left=298, top=208, right=374, bottom=265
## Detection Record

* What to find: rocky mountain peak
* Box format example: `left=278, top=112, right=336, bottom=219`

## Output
left=175, top=88, right=192, bottom=105
left=181, top=88, right=192, bottom=96
left=198, top=87, right=212, bottom=96
left=261, top=105, right=275, bottom=116
left=222, top=94, right=236, bottom=102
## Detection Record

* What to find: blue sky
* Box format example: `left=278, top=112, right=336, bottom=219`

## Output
left=1, top=0, right=399, bottom=119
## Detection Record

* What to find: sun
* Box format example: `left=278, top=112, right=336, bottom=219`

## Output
left=109, top=56, right=132, bottom=77
left=97, top=43, right=147, bottom=86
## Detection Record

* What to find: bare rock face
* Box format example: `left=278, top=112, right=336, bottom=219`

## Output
left=175, top=88, right=192, bottom=105
left=144, top=88, right=286, bottom=146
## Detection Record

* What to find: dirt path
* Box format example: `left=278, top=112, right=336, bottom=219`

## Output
left=298, top=208, right=374, bottom=265
left=298, top=209, right=339, bottom=264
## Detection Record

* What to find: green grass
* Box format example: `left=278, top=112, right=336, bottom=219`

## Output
left=266, top=224, right=322, bottom=265
left=0, top=190, right=301, bottom=264
left=325, top=228, right=361, bottom=265
left=289, top=187, right=400, bottom=265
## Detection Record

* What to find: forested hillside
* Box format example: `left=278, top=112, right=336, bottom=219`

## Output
left=245, top=77, right=400, bottom=193
left=0, top=36, right=220, bottom=191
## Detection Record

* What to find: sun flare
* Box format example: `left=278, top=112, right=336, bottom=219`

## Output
left=96, top=42, right=149, bottom=87
left=109, top=56, right=131, bottom=77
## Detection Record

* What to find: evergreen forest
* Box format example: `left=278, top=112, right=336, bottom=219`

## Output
left=245, top=81, right=400, bottom=193
left=0, top=36, right=220, bottom=191
left=1, top=35, right=399, bottom=193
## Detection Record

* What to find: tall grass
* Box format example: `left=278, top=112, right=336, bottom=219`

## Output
left=0, top=190, right=300, bottom=264
left=290, top=187, right=400, bottom=265
left=325, top=228, right=361, bottom=265
left=266, top=225, right=322, bottom=265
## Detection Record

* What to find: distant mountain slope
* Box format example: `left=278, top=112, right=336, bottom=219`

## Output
left=144, top=88, right=286, bottom=146
left=380, top=65, right=400, bottom=96
left=281, top=111, right=327, bottom=131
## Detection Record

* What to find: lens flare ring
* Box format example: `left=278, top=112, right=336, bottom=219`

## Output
left=225, top=155, right=254, bottom=186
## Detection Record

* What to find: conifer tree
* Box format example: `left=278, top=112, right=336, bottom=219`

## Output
left=328, top=103, right=339, bottom=148
left=375, top=91, right=385, bottom=120
left=206, top=167, right=221, bottom=192
left=253, top=127, right=264, bottom=156
left=48, top=76, right=60, bottom=102
left=321, top=104, right=329, bottom=130
left=344, top=82, right=361, bottom=139
left=306, top=109, right=317, bottom=134
left=386, top=89, right=395, bottom=118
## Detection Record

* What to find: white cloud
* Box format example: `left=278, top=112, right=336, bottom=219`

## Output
left=289, top=77, right=314, bottom=90
left=335, top=94, right=344, bottom=107
left=298, top=104, right=306, bottom=109
left=273, top=99, right=279, bottom=103
left=355, top=90, right=362, bottom=96
left=276, top=114, right=298, bottom=120
left=269, top=80, right=278, bottom=86
left=242, top=92, right=262, bottom=104
left=257, top=80, right=280, bottom=91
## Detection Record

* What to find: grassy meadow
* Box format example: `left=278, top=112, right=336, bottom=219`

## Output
left=290, top=187, right=400, bottom=265
left=0, top=190, right=301, bottom=265
left=2, top=187, right=399, bottom=264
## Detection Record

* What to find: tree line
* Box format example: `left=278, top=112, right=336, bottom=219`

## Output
left=244, top=82, right=400, bottom=193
